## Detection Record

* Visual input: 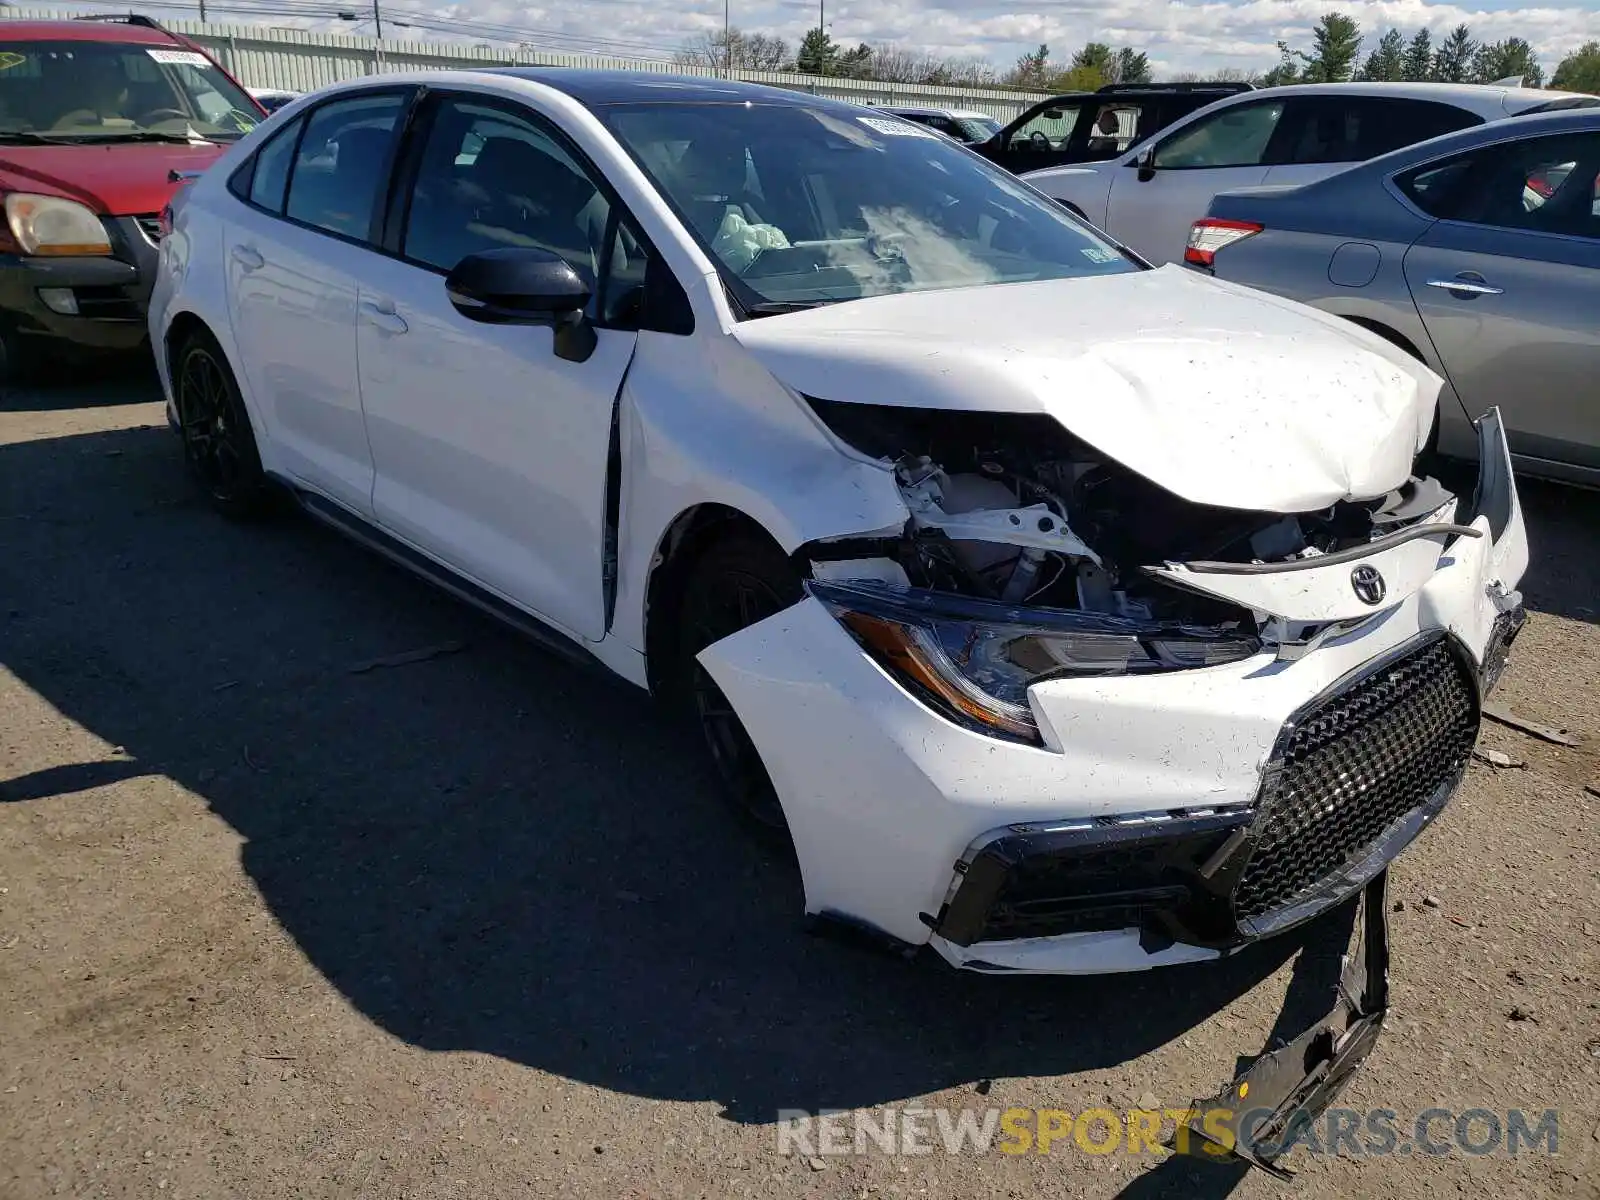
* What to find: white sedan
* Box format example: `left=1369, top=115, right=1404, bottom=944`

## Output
left=151, top=69, right=1527, bottom=982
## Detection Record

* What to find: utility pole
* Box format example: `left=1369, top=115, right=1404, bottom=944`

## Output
left=372, top=0, right=382, bottom=38
left=723, top=0, right=730, bottom=78
left=198, top=0, right=207, bottom=21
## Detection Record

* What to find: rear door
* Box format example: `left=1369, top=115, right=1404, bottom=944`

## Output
left=1262, top=95, right=1482, bottom=190
left=223, top=88, right=411, bottom=514
left=1399, top=130, right=1600, bottom=471
left=1104, top=96, right=1285, bottom=264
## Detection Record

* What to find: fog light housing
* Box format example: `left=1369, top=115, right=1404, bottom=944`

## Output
left=37, top=287, right=78, bottom=315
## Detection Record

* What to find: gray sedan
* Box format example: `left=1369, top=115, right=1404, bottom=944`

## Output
left=1188, top=107, right=1600, bottom=485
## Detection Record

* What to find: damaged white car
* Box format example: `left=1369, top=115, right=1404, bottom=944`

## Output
left=152, top=70, right=1527, bottom=1166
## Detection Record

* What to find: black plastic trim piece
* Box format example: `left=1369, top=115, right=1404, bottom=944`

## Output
left=929, top=809, right=1255, bottom=948
left=1161, top=522, right=1482, bottom=576
left=1175, top=871, right=1390, bottom=1178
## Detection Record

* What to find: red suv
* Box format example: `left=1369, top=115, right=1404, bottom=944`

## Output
left=0, top=15, right=263, bottom=379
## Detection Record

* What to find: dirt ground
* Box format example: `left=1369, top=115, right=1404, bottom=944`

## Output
left=2, top=369, right=1597, bottom=1200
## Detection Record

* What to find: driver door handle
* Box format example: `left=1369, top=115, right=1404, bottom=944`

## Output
left=359, top=298, right=408, bottom=336
left=1426, top=276, right=1502, bottom=296
left=230, top=244, right=264, bottom=272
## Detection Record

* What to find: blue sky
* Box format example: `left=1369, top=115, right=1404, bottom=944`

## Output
left=27, top=0, right=1600, bottom=78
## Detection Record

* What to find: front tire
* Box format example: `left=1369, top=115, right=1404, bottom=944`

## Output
left=173, top=331, right=273, bottom=519
left=673, top=531, right=803, bottom=844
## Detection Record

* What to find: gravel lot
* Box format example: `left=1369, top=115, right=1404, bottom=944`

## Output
left=2, top=368, right=1597, bottom=1200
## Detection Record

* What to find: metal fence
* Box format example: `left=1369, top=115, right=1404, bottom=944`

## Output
left=1, top=8, right=1047, bottom=119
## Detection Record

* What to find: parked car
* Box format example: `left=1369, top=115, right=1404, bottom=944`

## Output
left=0, top=14, right=262, bottom=378
left=151, top=72, right=1529, bottom=1160
left=876, top=105, right=1000, bottom=145
left=1022, top=82, right=1597, bottom=266
left=248, top=87, right=301, bottom=114
left=1189, top=108, right=1600, bottom=486
left=975, top=81, right=1254, bottom=175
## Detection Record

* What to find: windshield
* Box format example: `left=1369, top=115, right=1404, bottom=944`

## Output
left=0, top=40, right=259, bottom=142
left=600, top=101, right=1137, bottom=313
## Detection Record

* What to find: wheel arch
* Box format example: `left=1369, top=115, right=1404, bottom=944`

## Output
left=641, top=502, right=793, bottom=697
left=1338, top=314, right=1425, bottom=362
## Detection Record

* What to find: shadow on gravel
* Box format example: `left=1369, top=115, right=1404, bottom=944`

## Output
left=0, top=356, right=163, bottom=414
left=0, top=422, right=1592, bottom=1195
left=1514, top=478, right=1600, bottom=626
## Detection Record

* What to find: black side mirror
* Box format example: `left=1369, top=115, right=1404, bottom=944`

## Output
left=1135, top=147, right=1157, bottom=182
left=445, top=247, right=596, bottom=363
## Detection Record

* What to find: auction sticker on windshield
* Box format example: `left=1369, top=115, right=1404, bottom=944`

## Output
left=146, top=49, right=212, bottom=66
left=859, top=116, right=938, bottom=139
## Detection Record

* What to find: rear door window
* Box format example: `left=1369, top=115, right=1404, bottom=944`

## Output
left=283, top=93, right=406, bottom=242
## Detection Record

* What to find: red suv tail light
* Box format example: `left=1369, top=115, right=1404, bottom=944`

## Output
left=1184, top=218, right=1263, bottom=269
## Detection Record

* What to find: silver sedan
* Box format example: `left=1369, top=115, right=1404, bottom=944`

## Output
left=1188, top=106, right=1600, bottom=486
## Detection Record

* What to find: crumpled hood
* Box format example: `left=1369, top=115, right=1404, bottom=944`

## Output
left=733, top=265, right=1440, bottom=513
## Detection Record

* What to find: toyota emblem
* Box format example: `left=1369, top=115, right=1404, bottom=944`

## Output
left=1350, top=564, right=1386, bottom=606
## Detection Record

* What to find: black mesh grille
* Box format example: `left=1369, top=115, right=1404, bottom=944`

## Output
left=1233, top=638, right=1478, bottom=923
left=135, top=215, right=163, bottom=243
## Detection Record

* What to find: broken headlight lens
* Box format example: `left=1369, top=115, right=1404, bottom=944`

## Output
left=810, top=579, right=1260, bottom=744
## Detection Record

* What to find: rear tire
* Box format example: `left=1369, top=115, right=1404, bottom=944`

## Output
left=672, top=531, right=803, bottom=846
left=172, top=331, right=273, bottom=520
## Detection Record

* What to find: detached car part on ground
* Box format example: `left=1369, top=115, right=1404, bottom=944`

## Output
left=149, top=71, right=1529, bottom=1175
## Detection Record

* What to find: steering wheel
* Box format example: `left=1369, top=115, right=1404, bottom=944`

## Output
left=1028, top=130, right=1051, bottom=149
left=136, top=108, right=191, bottom=126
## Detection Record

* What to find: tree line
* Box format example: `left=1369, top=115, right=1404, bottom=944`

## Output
left=675, top=21, right=1600, bottom=96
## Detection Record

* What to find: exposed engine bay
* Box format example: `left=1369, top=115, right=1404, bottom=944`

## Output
left=803, top=399, right=1464, bottom=643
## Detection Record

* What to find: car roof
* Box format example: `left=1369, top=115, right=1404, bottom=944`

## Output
left=479, top=67, right=860, bottom=111
left=1218, top=105, right=1600, bottom=212
left=0, top=19, right=183, bottom=45
left=1236, top=79, right=1589, bottom=117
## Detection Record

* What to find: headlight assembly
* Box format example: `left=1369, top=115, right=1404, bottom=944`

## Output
left=4, top=194, right=113, bottom=257
left=809, top=579, right=1261, bottom=744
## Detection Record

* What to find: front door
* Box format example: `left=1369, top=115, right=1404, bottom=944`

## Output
left=355, top=92, right=643, bottom=641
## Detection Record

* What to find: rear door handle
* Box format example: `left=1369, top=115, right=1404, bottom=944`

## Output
left=359, top=299, right=408, bottom=335
left=230, top=245, right=264, bottom=272
left=1425, top=276, right=1502, bottom=296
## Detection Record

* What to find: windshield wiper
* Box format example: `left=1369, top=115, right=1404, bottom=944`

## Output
left=0, top=131, right=86, bottom=145
left=65, top=131, right=216, bottom=145
left=743, top=300, right=832, bottom=317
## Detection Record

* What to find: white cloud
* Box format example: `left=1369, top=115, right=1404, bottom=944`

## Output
left=245, top=0, right=1599, bottom=78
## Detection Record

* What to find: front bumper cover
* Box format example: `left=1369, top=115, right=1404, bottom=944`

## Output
left=1176, top=870, right=1391, bottom=1179
left=0, top=217, right=159, bottom=354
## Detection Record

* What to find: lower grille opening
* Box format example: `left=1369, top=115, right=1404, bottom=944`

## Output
left=1233, top=636, right=1478, bottom=925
